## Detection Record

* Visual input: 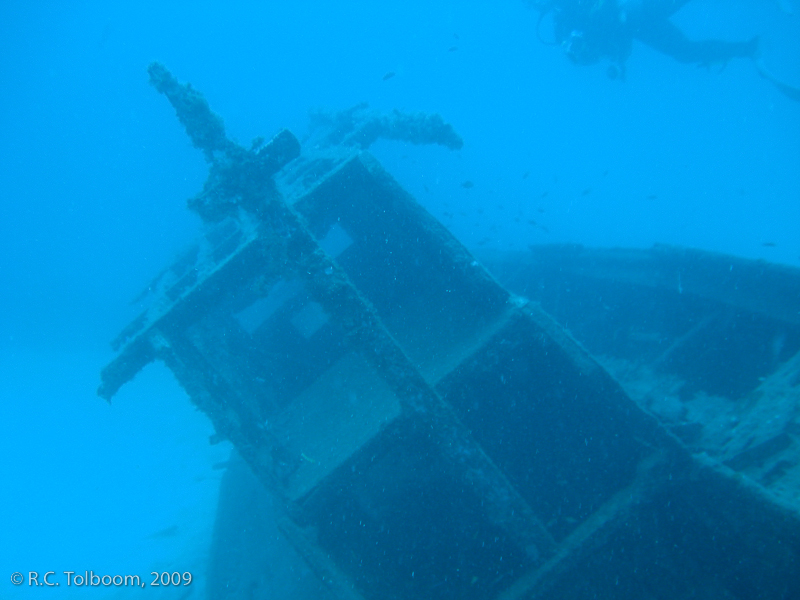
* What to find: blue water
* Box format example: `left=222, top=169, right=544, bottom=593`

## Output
left=1, top=1, right=798, bottom=598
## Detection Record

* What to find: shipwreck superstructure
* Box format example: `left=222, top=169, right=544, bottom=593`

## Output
left=101, top=65, right=800, bottom=600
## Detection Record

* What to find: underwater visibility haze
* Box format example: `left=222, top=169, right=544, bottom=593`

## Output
left=1, top=1, right=799, bottom=599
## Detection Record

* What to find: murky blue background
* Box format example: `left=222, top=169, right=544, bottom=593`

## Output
left=1, top=1, right=798, bottom=597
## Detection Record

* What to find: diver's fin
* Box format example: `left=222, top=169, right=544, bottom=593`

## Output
left=757, top=60, right=800, bottom=103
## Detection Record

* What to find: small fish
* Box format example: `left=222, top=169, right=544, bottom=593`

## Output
left=461, top=180, right=474, bottom=189
left=762, top=242, right=777, bottom=247
left=148, top=525, right=179, bottom=539
left=448, top=46, right=458, bottom=52
left=581, top=188, right=592, bottom=196
left=602, top=169, right=609, bottom=176
left=540, top=191, right=548, bottom=198
left=522, top=171, right=530, bottom=179
left=528, top=219, right=537, bottom=226
left=382, top=71, right=396, bottom=81
left=646, top=194, right=658, bottom=200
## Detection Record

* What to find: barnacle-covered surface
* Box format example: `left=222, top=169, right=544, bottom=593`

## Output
left=307, top=102, right=464, bottom=150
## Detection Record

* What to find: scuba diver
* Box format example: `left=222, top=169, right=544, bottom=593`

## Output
left=531, top=0, right=760, bottom=79
left=530, top=0, right=800, bottom=102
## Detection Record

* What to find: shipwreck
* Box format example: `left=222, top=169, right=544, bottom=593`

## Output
left=100, top=64, right=800, bottom=600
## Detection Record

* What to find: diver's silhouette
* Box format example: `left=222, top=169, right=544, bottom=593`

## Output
left=531, top=0, right=758, bottom=79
